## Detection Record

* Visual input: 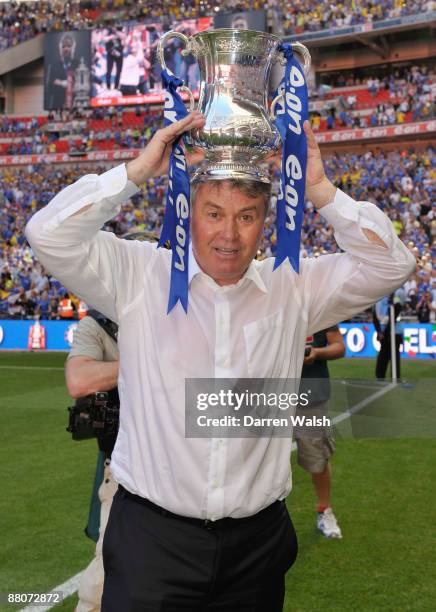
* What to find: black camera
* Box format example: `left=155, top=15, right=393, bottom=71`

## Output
left=67, top=390, right=119, bottom=441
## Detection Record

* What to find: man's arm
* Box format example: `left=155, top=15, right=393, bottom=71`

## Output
left=298, top=122, right=416, bottom=334
left=302, top=121, right=393, bottom=249
left=24, top=164, right=142, bottom=322
left=65, top=316, right=118, bottom=398
left=65, top=357, right=119, bottom=399
left=303, top=328, right=345, bottom=365
left=315, top=328, right=345, bottom=360
left=25, top=112, right=205, bottom=322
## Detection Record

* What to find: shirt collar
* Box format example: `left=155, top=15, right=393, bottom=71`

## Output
left=188, top=243, right=268, bottom=294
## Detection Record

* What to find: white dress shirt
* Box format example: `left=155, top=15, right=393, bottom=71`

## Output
left=25, top=163, right=415, bottom=519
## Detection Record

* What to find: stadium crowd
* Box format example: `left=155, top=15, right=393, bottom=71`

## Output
left=311, top=63, right=435, bottom=130
left=0, top=108, right=160, bottom=155
left=1, top=147, right=434, bottom=320
left=1, top=0, right=434, bottom=52
left=1, top=66, right=433, bottom=155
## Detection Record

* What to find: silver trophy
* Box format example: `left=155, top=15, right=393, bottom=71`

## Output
left=157, top=28, right=311, bottom=183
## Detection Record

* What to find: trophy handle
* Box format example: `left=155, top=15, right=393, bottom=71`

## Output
left=269, top=92, right=284, bottom=121
left=275, top=42, right=311, bottom=76
left=270, top=42, right=311, bottom=120
left=157, top=31, right=195, bottom=111
left=290, top=42, right=311, bottom=76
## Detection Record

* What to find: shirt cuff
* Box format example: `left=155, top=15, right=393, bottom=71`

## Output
left=42, top=163, right=140, bottom=233
left=318, top=188, right=360, bottom=228
left=99, top=163, right=140, bottom=200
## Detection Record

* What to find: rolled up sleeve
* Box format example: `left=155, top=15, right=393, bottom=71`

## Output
left=25, top=164, right=146, bottom=322
left=302, top=189, right=416, bottom=334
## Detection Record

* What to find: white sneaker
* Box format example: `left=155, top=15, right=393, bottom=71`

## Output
left=317, top=507, right=343, bottom=539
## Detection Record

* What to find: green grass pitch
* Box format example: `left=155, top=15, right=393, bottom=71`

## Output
left=0, top=352, right=435, bottom=611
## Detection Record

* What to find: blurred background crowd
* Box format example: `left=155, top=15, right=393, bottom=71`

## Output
left=1, top=146, right=434, bottom=320
left=1, top=0, right=435, bottom=52
left=0, top=0, right=434, bottom=324
left=1, top=63, right=433, bottom=155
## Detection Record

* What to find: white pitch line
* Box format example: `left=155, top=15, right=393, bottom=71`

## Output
left=0, top=365, right=64, bottom=371
left=330, top=381, right=397, bottom=426
left=20, top=572, right=83, bottom=612
left=292, top=382, right=396, bottom=451
left=21, top=380, right=397, bottom=611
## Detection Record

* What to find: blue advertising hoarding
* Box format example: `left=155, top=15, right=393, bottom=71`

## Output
left=0, top=320, right=434, bottom=358
left=339, top=323, right=435, bottom=359
left=0, top=320, right=78, bottom=351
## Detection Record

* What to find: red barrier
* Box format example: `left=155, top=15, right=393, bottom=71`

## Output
left=0, top=121, right=434, bottom=165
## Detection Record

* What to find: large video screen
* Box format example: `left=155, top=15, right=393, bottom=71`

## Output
left=91, top=17, right=212, bottom=107
left=213, top=9, right=266, bottom=31
left=44, top=31, right=92, bottom=110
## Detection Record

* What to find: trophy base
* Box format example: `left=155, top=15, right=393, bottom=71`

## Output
left=191, top=163, right=270, bottom=184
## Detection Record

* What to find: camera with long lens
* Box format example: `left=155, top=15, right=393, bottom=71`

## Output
left=67, top=389, right=119, bottom=441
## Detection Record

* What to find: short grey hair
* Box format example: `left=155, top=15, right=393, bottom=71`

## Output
left=190, top=179, right=271, bottom=215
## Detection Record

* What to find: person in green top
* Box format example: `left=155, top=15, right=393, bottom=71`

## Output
left=296, top=325, right=345, bottom=539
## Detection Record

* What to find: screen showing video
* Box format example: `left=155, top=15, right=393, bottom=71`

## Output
left=91, top=17, right=212, bottom=107
left=44, top=30, right=92, bottom=110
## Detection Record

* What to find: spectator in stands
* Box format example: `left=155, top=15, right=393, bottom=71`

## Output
left=49, top=297, right=60, bottom=320
left=416, top=291, right=433, bottom=322
left=326, top=111, right=335, bottom=130
left=36, top=290, right=51, bottom=319
left=58, top=291, right=75, bottom=319
left=0, top=0, right=432, bottom=52
left=1, top=143, right=434, bottom=321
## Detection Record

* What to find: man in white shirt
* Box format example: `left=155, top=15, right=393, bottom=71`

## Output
left=25, top=111, right=415, bottom=611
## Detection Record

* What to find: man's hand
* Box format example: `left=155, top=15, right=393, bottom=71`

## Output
left=303, top=347, right=318, bottom=365
left=126, top=111, right=205, bottom=186
left=266, top=120, right=337, bottom=209
left=66, top=356, right=119, bottom=398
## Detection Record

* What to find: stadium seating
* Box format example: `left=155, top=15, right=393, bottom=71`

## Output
left=0, top=0, right=432, bottom=52
left=0, top=6, right=434, bottom=323
left=1, top=146, right=434, bottom=319
left=0, top=66, right=432, bottom=155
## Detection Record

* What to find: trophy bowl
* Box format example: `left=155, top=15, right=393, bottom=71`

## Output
left=158, top=28, right=311, bottom=183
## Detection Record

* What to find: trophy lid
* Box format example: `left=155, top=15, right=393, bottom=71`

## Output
left=191, top=163, right=271, bottom=185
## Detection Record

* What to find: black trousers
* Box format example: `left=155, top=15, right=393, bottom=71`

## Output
left=102, top=487, right=298, bottom=611
left=106, top=55, right=123, bottom=89
left=376, top=334, right=402, bottom=379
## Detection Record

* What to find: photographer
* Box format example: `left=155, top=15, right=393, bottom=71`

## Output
left=66, top=312, right=119, bottom=612
left=417, top=291, right=433, bottom=323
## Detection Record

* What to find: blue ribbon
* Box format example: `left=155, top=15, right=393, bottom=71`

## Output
left=159, top=69, right=191, bottom=313
left=273, top=43, right=309, bottom=273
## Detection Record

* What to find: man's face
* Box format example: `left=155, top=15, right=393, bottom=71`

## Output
left=190, top=182, right=266, bottom=286
left=61, top=40, right=73, bottom=60
left=231, top=16, right=249, bottom=30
